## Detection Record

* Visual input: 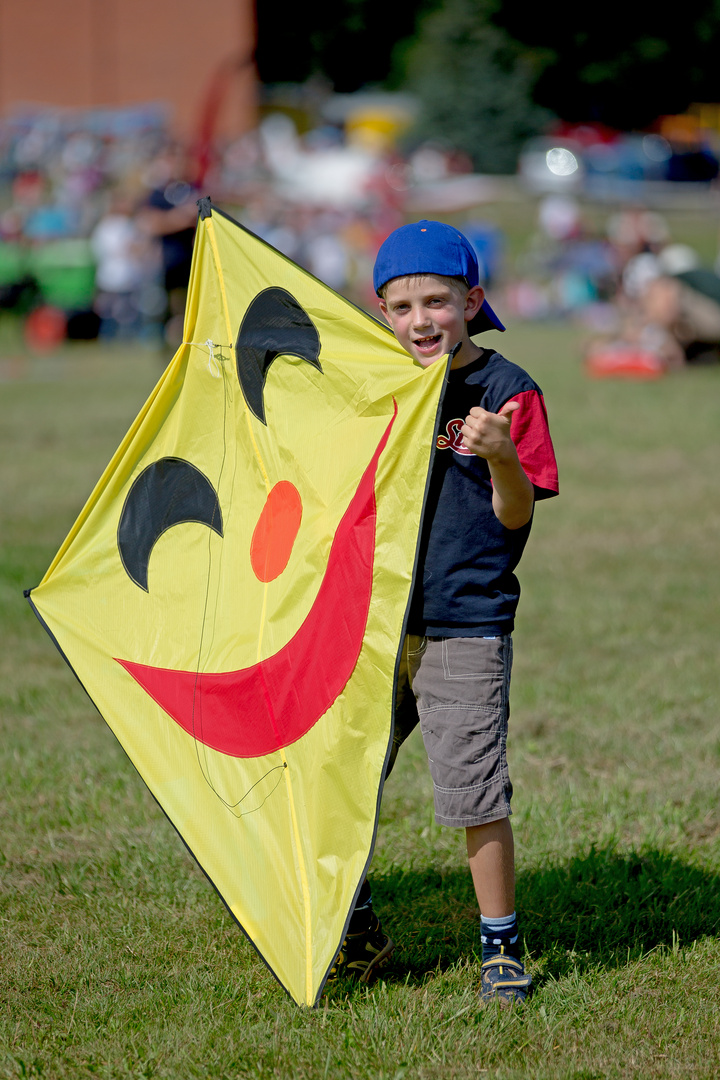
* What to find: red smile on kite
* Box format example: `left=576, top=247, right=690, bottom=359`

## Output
left=116, top=404, right=396, bottom=758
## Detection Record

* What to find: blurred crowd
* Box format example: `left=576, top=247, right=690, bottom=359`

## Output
left=504, top=195, right=720, bottom=374
left=1, top=104, right=720, bottom=376
left=0, top=106, right=418, bottom=352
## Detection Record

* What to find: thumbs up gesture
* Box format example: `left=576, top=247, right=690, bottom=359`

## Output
left=459, top=399, right=533, bottom=529
left=460, top=400, right=520, bottom=463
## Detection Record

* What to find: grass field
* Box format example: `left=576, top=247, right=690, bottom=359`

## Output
left=1, top=325, right=719, bottom=1079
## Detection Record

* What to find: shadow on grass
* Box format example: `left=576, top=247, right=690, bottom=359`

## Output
left=367, top=847, right=720, bottom=986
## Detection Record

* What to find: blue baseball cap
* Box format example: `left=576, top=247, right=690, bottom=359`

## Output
left=373, top=219, right=505, bottom=334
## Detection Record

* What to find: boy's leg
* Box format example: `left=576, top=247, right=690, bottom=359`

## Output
left=327, top=637, right=422, bottom=985
left=409, top=636, right=514, bottom=828
left=466, top=815, right=531, bottom=1002
left=385, top=633, right=423, bottom=779
left=326, top=876, right=394, bottom=984
left=410, top=635, right=531, bottom=1004
left=466, top=816, right=515, bottom=918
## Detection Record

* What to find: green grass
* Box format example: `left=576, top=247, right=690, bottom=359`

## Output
left=2, top=329, right=720, bottom=1078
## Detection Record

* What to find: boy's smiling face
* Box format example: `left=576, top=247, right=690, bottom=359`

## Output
left=379, top=274, right=485, bottom=369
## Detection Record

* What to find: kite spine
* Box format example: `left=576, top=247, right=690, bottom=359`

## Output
left=203, top=213, right=234, bottom=345
left=200, top=209, right=315, bottom=1003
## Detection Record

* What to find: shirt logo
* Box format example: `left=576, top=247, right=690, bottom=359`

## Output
left=436, top=419, right=474, bottom=456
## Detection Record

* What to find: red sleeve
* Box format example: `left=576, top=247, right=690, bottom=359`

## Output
left=506, top=389, right=559, bottom=498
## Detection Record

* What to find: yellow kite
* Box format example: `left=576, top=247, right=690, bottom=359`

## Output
left=27, top=201, right=447, bottom=1005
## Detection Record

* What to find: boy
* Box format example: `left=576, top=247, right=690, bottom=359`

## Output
left=331, top=220, right=558, bottom=1005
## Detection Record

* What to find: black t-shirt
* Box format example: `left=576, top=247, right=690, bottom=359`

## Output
left=407, top=350, right=558, bottom=637
left=147, top=181, right=197, bottom=287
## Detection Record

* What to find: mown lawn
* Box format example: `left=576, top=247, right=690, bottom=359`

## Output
left=1, top=325, right=719, bottom=1079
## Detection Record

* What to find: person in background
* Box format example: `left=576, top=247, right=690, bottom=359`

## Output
left=91, top=188, right=148, bottom=341
left=137, top=144, right=198, bottom=353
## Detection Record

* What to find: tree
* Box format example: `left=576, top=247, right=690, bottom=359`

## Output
left=398, top=0, right=553, bottom=173
left=254, top=0, right=720, bottom=142
left=495, top=1, right=720, bottom=130
left=254, top=0, right=433, bottom=93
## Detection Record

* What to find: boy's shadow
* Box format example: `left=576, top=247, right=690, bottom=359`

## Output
left=369, top=847, right=720, bottom=986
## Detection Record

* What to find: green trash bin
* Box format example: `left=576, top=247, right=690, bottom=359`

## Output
left=30, top=240, right=96, bottom=310
left=0, top=241, right=29, bottom=286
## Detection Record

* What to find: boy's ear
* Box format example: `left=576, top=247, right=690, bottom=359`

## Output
left=465, top=284, right=485, bottom=323
left=378, top=299, right=391, bottom=326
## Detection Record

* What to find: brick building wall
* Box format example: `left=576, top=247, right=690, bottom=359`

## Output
left=0, top=0, right=256, bottom=138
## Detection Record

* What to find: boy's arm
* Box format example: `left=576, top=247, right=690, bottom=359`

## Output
left=460, top=402, right=535, bottom=530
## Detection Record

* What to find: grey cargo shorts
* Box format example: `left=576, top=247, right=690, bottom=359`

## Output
left=388, top=634, right=514, bottom=828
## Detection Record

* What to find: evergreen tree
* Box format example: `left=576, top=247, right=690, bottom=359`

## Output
left=400, top=0, right=553, bottom=173
left=496, top=2, right=720, bottom=130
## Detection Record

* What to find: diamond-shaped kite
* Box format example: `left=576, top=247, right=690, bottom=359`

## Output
left=26, top=200, right=447, bottom=1005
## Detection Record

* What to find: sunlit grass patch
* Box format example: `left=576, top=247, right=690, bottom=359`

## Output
left=1, top=333, right=719, bottom=1079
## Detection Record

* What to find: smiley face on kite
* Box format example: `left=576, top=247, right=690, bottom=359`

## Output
left=115, top=287, right=397, bottom=759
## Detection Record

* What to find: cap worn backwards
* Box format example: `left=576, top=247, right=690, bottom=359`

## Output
left=373, top=219, right=505, bottom=335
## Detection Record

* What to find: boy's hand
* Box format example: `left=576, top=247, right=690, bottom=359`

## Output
left=461, top=401, right=534, bottom=529
left=460, top=401, right=520, bottom=463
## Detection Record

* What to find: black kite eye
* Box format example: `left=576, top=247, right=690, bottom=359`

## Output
left=118, top=457, right=223, bottom=591
left=235, top=288, right=322, bottom=424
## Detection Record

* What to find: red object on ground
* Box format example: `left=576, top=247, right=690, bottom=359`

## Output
left=25, top=306, right=67, bottom=352
left=585, top=347, right=667, bottom=380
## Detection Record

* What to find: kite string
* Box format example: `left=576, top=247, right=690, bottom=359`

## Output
left=182, top=339, right=228, bottom=379
left=189, top=344, right=230, bottom=801
left=198, top=215, right=272, bottom=501
left=191, top=224, right=273, bottom=657
left=182, top=331, right=287, bottom=820
left=206, top=339, right=220, bottom=378
left=184, top=338, right=283, bottom=819
left=193, top=219, right=313, bottom=993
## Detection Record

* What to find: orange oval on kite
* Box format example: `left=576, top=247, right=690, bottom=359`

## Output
left=250, top=481, right=303, bottom=582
